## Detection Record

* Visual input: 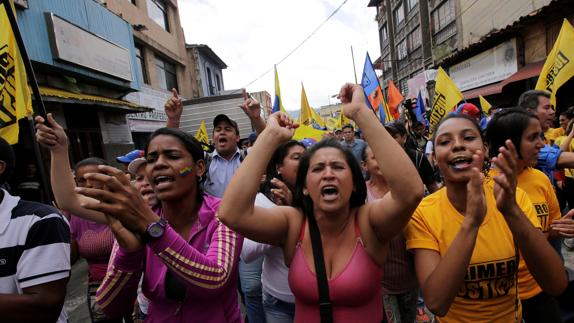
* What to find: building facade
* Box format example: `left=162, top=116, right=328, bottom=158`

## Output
left=186, top=44, right=227, bottom=98
left=369, top=0, right=574, bottom=111
left=14, top=0, right=149, bottom=169
left=103, top=0, right=193, bottom=147
left=369, top=0, right=434, bottom=96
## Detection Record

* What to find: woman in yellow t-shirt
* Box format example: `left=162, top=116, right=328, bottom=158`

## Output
left=485, top=108, right=566, bottom=322
left=405, top=114, right=567, bottom=323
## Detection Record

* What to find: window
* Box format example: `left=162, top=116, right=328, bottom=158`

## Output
left=135, top=44, right=149, bottom=84
left=407, top=0, right=417, bottom=11
left=147, top=0, right=169, bottom=31
left=394, top=3, right=404, bottom=26
left=407, top=27, right=421, bottom=51
left=397, top=40, right=407, bottom=60
left=383, top=55, right=392, bottom=72
left=155, top=56, right=177, bottom=91
left=206, top=67, right=214, bottom=95
left=432, top=0, right=456, bottom=33
left=216, top=74, right=222, bottom=92
left=380, top=24, right=388, bottom=44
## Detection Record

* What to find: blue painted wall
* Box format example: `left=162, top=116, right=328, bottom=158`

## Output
left=16, top=0, right=140, bottom=90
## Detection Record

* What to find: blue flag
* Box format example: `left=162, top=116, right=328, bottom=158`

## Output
left=361, top=53, right=391, bottom=124
left=415, top=91, right=428, bottom=127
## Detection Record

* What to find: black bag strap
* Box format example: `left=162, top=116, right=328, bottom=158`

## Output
left=306, top=213, right=333, bottom=323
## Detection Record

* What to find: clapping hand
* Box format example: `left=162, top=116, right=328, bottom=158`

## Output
left=492, top=140, right=520, bottom=216
left=465, top=150, right=487, bottom=227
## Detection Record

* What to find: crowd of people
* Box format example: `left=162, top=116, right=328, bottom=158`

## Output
left=1, top=83, right=574, bottom=323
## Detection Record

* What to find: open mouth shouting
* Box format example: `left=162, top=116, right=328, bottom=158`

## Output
left=448, top=155, right=473, bottom=171
left=321, top=185, right=340, bottom=201
left=153, top=175, right=175, bottom=189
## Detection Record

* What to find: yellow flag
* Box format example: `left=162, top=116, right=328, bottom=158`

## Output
left=195, top=120, right=209, bottom=149
left=325, top=117, right=338, bottom=131
left=335, top=105, right=351, bottom=129
left=478, top=95, right=492, bottom=114
left=535, top=19, right=574, bottom=108
left=429, top=67, right=463, bottom=134
left=293, top=123, right=326, bottom=142
left=0, top=0, right=32, bottom=144
left=299, top=83, right=325, bottom=128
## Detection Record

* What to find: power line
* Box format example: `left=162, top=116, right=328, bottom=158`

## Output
left=237, top=0, right=350, bottom=91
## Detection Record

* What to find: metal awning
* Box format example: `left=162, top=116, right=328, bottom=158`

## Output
left=38, top=86, right=152, bottom=113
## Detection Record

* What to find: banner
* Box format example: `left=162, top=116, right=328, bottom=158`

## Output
left=535, top=19, right=574, bottom=108
left=293, top=123, right=326, bottom=142
left=0, top=0, right=32, bottom=144
left=429, top=67, right=463, bottom=134
left=415, top=91, right=428, bottom=126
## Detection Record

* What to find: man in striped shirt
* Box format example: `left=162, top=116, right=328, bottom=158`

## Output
left=0, top=138, right=70, bottom=322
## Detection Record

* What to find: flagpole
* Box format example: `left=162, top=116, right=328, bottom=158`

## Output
left=350, top=45, right=358, bottom=84
left=3, top=0, right=53, bottom=202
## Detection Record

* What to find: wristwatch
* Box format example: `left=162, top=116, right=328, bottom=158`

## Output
left=142, top=218, right=168, bottom=243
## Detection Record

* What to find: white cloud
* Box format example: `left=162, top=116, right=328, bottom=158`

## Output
left=178, top=0, right=380, bottom=112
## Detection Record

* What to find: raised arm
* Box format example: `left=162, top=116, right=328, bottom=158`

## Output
left=239, top=89, right=266, bottom=134
left=493, top=140, right=567, bottom=296
left=165, top=88, right=182, bottom=128
left=339, top=83, right=423, bottom=240
left=34, top=114, right=106, bottom=223
left=218, top=112, right=298, bottom=246
left=409, top=158, right=487, bottom=316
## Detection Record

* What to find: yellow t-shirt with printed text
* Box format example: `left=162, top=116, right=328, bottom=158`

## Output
left=405, top=180, right=540, bottom=323
left=554, top=135, right=574, bottom=178
left=514, top=167, right=561, bottom=299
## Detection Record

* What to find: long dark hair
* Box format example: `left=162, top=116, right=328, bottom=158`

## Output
left=485, top=108, right=537, bottom=159
left=260, top=140, right=305, bottom=204
left=145, top=127, right=205, bottom=204
left=293, top=138, right=367, bottom=218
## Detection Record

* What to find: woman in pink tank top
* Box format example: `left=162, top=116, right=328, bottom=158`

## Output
left=219, top=83, right=424, bottom=322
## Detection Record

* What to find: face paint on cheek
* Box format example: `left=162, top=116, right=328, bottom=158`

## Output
left=179, top=165, right=193, bottom=177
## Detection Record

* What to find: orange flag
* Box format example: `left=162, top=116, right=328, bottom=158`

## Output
left=387, top=80, right=403, bottom=120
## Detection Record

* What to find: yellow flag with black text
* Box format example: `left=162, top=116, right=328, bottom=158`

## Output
left=429, top=67, right=462, bottom=134
left=0, top=0, right=32, bottom=144
left=195, top=120, right=209, bottom=150
left=535, top=19, right=574, bottom=108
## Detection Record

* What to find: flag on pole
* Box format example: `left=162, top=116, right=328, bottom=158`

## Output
left=300, top=83, right=325, bottom=128
left=272, top=65, right=286, bottom=113
left=361, top=53, right=391, bottom=124
left=478, top=95, right=492, bottom=114
left=387, top=80, right=403, bottom=120
left=0, top=0, right=32, bottom=144
left=535, top=19, right=574, bottom=108
left=415, top=91, right=428, bottom=127
left=195, top=120, right=209, bottom=150
left=429, top=67, right=463, bottom=134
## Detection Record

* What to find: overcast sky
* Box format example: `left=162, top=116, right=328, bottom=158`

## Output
left=179, top=0, right=381, bottom=112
